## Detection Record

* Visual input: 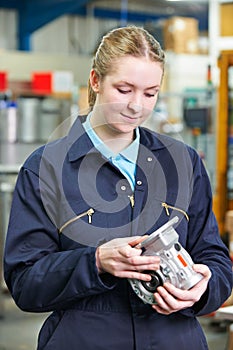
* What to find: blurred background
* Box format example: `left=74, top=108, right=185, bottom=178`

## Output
left=0, top=1, right=233, bottom=349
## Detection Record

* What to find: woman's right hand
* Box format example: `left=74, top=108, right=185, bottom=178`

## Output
left=95, top=236, right=160, bottom=281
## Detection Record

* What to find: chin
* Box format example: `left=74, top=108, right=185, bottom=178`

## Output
left=110, top=123, right=138, bottom=134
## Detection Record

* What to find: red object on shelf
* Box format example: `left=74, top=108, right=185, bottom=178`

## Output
left=0, top=71, right=8, bottom=91
left=32, top=72, right=52, bottom=94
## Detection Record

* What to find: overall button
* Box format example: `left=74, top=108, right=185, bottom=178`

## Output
left=121, top=185, right=127, bottom=191
left=137, top=180, right=142, bottom=186
left=147, top=157, right=153, bottom=162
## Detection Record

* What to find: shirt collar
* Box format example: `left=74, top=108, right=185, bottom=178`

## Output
left=66, top=116, right=175, bottom=163
left=83, top=112, right=140, bottom=163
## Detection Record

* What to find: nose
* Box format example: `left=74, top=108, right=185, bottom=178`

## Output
left=128, top=94, right=143, bottom=113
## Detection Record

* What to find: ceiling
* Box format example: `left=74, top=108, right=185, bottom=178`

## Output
left=93, top=0, right=208, bottom=16
left=0, top=0, right=209, bottom=50
left=90, top=0, right=209, bottom=28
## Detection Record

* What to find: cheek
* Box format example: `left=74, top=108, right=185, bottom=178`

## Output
left=101, top=101, right=123, bottom=118
left=103, top=87, right=131, bottom=105
left=100, top=88, right=118, bottom=102
left=143, top=98, right=158, bottom=114
left=102, top=92, right=128, bottom=112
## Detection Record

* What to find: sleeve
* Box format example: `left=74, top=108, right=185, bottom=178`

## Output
left=3, top=163, right=117, bottom=313
left=181, top=150, right=233, bottom=317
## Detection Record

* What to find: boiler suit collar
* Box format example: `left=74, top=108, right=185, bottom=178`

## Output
left=66, top=116, right=175, bottom=163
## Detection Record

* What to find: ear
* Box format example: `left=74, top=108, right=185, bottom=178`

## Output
left=89, top=69, right=100, bottom=93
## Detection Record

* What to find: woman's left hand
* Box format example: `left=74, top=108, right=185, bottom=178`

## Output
left=152, top=264, right=211, bottom=315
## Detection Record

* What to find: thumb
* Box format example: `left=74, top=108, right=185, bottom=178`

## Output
left=128, top=235, right=149, bottom=248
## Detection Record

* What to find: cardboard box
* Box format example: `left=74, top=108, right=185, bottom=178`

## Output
left=220, top=3, right=233, bottom=37
left=163, top=17, right=199, bottom=54
left=78, top=85, right=89, bottom=113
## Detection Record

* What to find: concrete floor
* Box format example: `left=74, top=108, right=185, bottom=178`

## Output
left=0, top=294, right=229, bottom=350
left=0, top=294, right=48, bottom=350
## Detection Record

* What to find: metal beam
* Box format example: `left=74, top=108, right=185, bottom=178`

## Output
left=0, top=0, right=18, bottom=9
left=16, top=0, right=92, bottom=50
left=0, top=0, right=208, bottom=50
left=92, top=7, right=169, bottom=22
left=69, top=3, right=208, bottom=31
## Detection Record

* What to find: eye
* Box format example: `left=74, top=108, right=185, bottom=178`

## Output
left=145, top=93, right=155, bottom=98
left=145, top=90, right=159, bottom=98
left=117, top=88, right=131, bottom=94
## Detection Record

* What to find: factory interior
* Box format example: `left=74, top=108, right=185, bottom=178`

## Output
left=0, top=0, right=233, bottom=349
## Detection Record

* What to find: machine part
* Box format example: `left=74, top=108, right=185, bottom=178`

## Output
left=128, top=216, right=203, bottom=304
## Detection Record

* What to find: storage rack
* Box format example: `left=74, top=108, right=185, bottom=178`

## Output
left=214, top=50, right=233, bottom=235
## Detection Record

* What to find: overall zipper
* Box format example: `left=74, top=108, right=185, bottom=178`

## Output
left=128, top=194, right=135, bottom=208
left=161, top=202, right=189, bottom=221
left=128, top=194, right=135, bottom=237
left=59, top=208, right=94, bottom=233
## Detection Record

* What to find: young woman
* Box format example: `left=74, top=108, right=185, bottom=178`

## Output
left=4, top=26, right=232, bottom=350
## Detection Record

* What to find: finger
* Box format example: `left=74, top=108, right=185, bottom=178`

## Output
left=162, top=282, right=206, bottom=305
left=152, top=303, right=171, bottom=315
left=115, top=258, right=160, bottom=275
left=131, top=263, right=160, bottom=273
left=154, top=286, right=193, bottom=311
left=128, top=235, right=149, bottom=247
left=152, top=291, right=173, bottom=313
left=119, top=245, right=143, bottom=258
left=128, top=254, right=160, bottom=266
left=162, top=283, right=193, bottom=301
left=156, top=286, right=178, bottom=306
left=192, top=264, right=212, bottom=279
left=117, top=270, right=152, bottom=281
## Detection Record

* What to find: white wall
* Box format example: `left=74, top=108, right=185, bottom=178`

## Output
left=0, top=50, right=92, bottom=86
left=0, top=10, right=17, bottom=50
left=32, top=16, right=70, bottom=54
left=32, top=15, right=130, bottom=55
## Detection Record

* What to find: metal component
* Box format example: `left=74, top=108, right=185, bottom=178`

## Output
left=128, top=216, right=203, bottom=304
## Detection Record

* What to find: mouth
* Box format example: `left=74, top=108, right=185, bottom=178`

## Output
left=121, top=113, right=141, bottom=123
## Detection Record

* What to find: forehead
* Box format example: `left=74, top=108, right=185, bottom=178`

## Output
left=106, top=55, right=163, bottom=87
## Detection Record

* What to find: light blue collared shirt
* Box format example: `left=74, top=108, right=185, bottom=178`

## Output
left=83, top=113, right=140, bottom=190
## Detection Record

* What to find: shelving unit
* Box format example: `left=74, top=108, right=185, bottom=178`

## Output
left=0, top=79, right=75, bottom=143
left=214, top=50, right=233, bottom=234
left=148, top=88, right=217, bottom=191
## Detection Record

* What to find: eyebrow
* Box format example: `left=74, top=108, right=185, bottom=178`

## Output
left=117, top=81, right=160, bottom=90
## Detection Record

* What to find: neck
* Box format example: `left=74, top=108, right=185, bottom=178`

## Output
left=93, top=125, right=135, bottom=153
left=89, top=112, right=135, bottom=153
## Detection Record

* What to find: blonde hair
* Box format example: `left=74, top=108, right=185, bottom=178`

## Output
left=88, top=25, right=165, bottom=110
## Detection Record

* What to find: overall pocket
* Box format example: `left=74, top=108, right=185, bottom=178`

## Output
left=58, top=198, right=109, bottom=247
